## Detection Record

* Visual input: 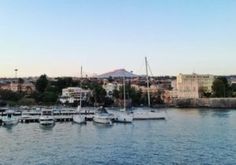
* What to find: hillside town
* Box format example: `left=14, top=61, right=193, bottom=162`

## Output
left=0, top=69, right=236, bottom=108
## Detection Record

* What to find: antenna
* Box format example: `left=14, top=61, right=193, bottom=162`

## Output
left=80, top=66, right=83, bottom=108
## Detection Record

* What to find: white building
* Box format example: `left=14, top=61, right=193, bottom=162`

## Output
left=177, top=73, right=215, bottom=98
left=103, top=82, right=121, bottom=97
left=59, top=87, right=91, bottom=104
left=229, top=77, right=236, bottom=85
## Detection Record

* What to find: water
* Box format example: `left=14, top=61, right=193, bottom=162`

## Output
left=0, top=108, right=236, bottom=165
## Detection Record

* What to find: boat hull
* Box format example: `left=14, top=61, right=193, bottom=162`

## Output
left=2, top=118, right=18, bottom=126
left=133, top=111, right=166, bottom=120
left=93, top=115, right=112, bottom=125
left=39, top=117, right=55, bottom=127
left=114, top=114, right=133, bottom=123
left=73, top=115, right=86, bottom=124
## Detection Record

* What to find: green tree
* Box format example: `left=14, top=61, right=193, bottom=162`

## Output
left=231, top=84, right=236, bottom=97
left=54, top=77, right=79, bottom=94
left=93, top=85, right=106, bottom=104
left=113, top=89, right=120, bottom=99
left=36, top=75, right=49, bottom=93
left=199, top=87, right=211, bottom=98
left=18, top=78, right=24, bottom=93
left=212, top=77, right=231, bottom=97
left=18, top=98, right=36, bottom=105
left=43, top=91, right=58, bottom=104
left=0, top=90, right=24, bottom=102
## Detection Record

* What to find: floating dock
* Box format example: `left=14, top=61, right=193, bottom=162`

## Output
left=0, top=109, right=166, bottom=124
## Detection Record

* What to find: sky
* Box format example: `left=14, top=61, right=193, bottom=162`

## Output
left=0, top=0, right=236, bottom=77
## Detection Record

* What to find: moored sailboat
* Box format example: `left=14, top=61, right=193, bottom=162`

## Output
left=114, top=77, right=133, bottom=123
left=133, top=57, right=166, bottom=120
left=73, top=66, right=86, bottom=124
left=93, top=107, right=113, bottom=125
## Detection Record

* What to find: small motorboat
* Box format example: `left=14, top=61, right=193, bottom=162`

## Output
left=2, top=110, right=18, bottom=126
left=93, top=107, right=113, bottom=125
left=39, top=109, right=55, bottom=127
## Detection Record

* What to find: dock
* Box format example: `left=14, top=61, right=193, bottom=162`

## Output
left=19, top=115, right=94, bottom=123
left=0, top=108, right=166, bottom=124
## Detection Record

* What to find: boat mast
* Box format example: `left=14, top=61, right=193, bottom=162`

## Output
left=123, top=76, right=126, bottom=111
left=145, top=57, right=151, bottom=107
left=80, top=66, right=83, bottom=108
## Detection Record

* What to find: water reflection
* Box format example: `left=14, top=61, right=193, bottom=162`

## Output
left=212, top=110, right=230, bottom=118
left=0, top=109, right=236, bottom=165
left=39, top=124, right=55, bottom=131
left=3, top=125, right=15, bottom=133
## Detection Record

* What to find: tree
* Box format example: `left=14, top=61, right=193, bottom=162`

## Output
left=43, top=91, right=58, bottom=104
left=93, top=85, right=106, bottom=104
left=36, top=75, right=49, bottom=93
left=54, top=77, right=79, bottom=94
left=113, top=89, right=120, bottom=99
left=212, top=77, right=231, bottom=97
left=199, top=87, right=211, bottom=98
left=18, top=78, right=24, bottom=93
left=231, top=84, right=236, bottom=97
left=0, top=90, right=24, bottom=102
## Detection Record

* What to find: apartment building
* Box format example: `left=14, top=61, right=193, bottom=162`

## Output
left=176, top=73, right=215, bottom=98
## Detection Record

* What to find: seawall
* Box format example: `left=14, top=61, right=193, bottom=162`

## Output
left=175, top=98, right=236, bottom=108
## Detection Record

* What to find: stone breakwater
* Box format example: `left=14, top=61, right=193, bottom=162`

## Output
left=175, top=98, right=236, bottom=108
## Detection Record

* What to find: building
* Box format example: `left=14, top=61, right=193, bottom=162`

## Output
left=176, top=73, right=215, bottom=98
left=162, top=90, right=178, bottom=104
left=59, top=87, right=91, bottom=104
left=10, top=82, right=35, bottom=93
left=0, top=82, right=35, bottom=94
left=103, top=82, right=121, bottom=98
left=229, top=77, right=236, bottom=85
left=131, top=84, right=159, bottom=94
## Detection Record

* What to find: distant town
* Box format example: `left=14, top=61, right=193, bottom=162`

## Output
left=0, top=68, right=236, bottom=108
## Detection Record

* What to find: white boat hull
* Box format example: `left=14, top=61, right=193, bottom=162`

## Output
left=73, top=115, right=86, bottom=124
left=114, top=114, right=133, bottom=123
left=93, top=115, right=112, bottom=125
left=133, top=111, right=166, bottom=120
left=39, top=117, right=55, bottom=126
left=2, top=117, right=18, bottom=126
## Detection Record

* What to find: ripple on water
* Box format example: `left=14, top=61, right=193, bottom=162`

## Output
left=0, top=109, right=236, bottom=165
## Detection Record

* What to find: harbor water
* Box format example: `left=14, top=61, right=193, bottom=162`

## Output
left=0, top=108, right=236, bottom=165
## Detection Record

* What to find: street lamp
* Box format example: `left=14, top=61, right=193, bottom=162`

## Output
left=14, top=69, right=18, bottom=79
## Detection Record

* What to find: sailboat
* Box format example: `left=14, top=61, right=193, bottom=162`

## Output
left=73, top=66, right=86, bottom=124
left=133, top=57, right=166, bottom=120
left=93, top=106, right=113, bottom=125
left=113, top=77, right=133, bottom=123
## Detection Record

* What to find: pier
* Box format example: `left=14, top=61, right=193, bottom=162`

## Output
left=0, top=108, right=166, bottom=124
left=19, top=115, right=94, bottom=123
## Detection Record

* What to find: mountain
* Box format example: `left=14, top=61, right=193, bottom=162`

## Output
left=97, top=69, right=138, bottom=78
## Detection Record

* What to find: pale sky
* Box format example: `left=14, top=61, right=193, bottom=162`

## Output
left=0, top=0, right=236, bottom=77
